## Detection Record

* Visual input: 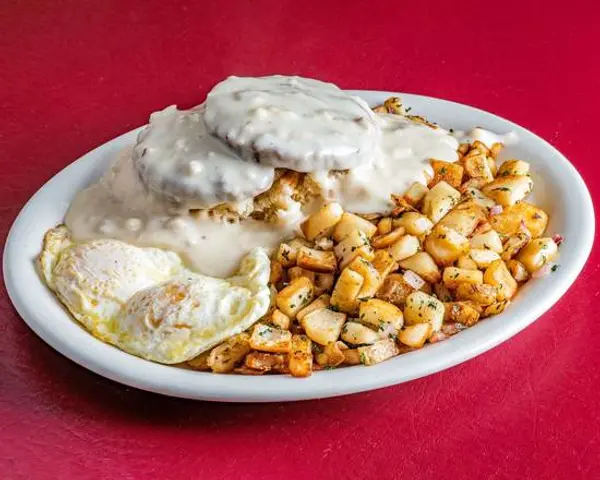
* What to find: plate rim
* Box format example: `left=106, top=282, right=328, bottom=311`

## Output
left=3, top=90, right=595, bottom=402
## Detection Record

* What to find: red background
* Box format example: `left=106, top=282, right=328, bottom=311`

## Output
left=1, top=1, right=599, bottom=479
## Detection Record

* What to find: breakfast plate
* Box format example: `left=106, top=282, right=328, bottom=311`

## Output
left=3, top=90, right=594, bottom=402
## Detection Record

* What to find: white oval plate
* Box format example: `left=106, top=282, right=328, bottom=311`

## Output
left=3, top=91, right=595, bottom=402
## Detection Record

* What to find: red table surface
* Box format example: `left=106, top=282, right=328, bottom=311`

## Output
left=1, top=1, right=599, bottom=479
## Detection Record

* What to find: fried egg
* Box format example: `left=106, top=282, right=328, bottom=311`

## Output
left=39, top=225, right=271, bottom=364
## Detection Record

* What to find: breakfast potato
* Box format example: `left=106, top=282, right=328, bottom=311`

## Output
left=301, top=202, right=344, bottom=240
left=296, top=294, right=331, bottom=321
left=186, top=350, right=211, bottom=371
left=442, top=267, right=484, bottom=289
left=470, top=140, right=491, bottom=155
left=377, top=217, right=393, bottom=235
left=516, top=237, right=558, bottom=273
left=346, top=257, right=382, bottom=299
left=208, top=333, right=251, bottom=373
left=429, top=160, right=464, bottom=188
left=462, top=187, right=496, bottom=209
left=393, top=212, right=434, bottom=236
left=501, top=233, right=531, bottom=261
left=371, top=249, right=399, bottom=279
left=289, top=334, right=313, bottom=378
left=469, top=248, right=501, bottom=269
left=403, top=182, right=429, bottom=208
left=483, top=260, right=517, bottom=301
left=398, top=252, right=442, bottom=284
left=489, top=142, right=504, bottom=159
left=341, top=321, right=379, bottom=345
left=330, top=268, right=364, bottom=314
left=270, top=309, right=292, bottom=330
left=433, top=282, right=453, bottom=302
left=436, top=201, right=486, bottom=237
left=455, top=282, right=497, bottom=306
left=482, top=175, right=533, bottom=207
left=357, top=339, right=399, bottom=365
left=497, top=159, right=530, bottom=177
left=463, top=153, right=494, bottom=182
left=376, top=273, right=417, bottom=307
left=470, top=229, right=503, bottom=253
left=507, top=259, right=530, bottom=282
left=424, top=225, right=470, bottom=266
left=403, top=291, right=444, bottom=333
left=315, top=341, right=346, bottom=367
left=250, top=324, right=293, bottom=353
left=314, top=237, right=334, bottom=251
left=276, top=276, right=315, bottom=318
left=388, top=234, right=420, bottom=262
left=300, top=308, right=346, bottom=345
left=456, top=255, right=478, bottom=270
left=443, top=301, right=481, bottom=326
left=483, top=300, right=510, bottom=317
left=333, top=212, right=378, bottom=242
left=421, top=181, right=461, bottom=223
left=342, top=348, right=362, bottom=365
left=398, top=323, right=432, bottom=348
left=359, top=298, right=404, bottom=330
left=314, top=273, right=335, bottom=296
left=334, top=229, right=375, bottom=269
left=244, top=352, right=287, bottom=372
left=276, top=243, right=297, bottom=268
left=371, top=227, right=406, bottom=249
left=269, top=260, right=285, bottom=285
left=506, top=202, right=549, bottom=238
left=296, top=246, right=337, bottom=273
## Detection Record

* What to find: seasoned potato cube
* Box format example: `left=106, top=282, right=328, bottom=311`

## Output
left=376, top=273, right=416, bottom=307
left=404, top=291, right=444, bottom=333
left=276, top=243, right=297, bottom=267
left=208, top=333, right=251, bottom=373
left=377, top=217, right=393, bottom=235
left=333, top=212, right=378, bottom=242
left=443, top=301, right=480, bottom=326
left=276, top=277, right=315, bottom=318
left=270, top=309, right=292, bottom=330
left=458, top=143, right=470, bottom=156
left=296, top=294, right=331, bottom=322
left=471, top=140, right=490, bottom=155
left=464, top=153, right=494, bottom=182
left=359, top=298, right=404, bottom=330
left=342, top=348, right=362, bottom=365
left=388, top=234, right=420, bottom=262
left=489, top=142, right=504, bottom=159
left=314, top=237, right=334, bottom=251
left=357, top=339, right=399, bottom=365
left=296, top=246, right=337, bottom=273
left=393, top=212, right=434, bottom=236
left=341, top=321, right=379, bottom=345
left=463, top=187, right=496, bottom=209
left=424, top=225, right=469, bottom=266
left=399, top=252, right=442, bottom=284
left=456, top=254, right=478, bottom=270
left=470, top=230, right=503, bottom=253
left=482, top=175, right=533, bottom=207
left=429, top=160, right=464, bottom=188
left=497, top=159, right=530, bottom=177
left=501, top=233, right=530, bottom=261
left=507, top=259, right=530, bottom=282
left=371, top=250, right=398, bottom=278
left=287, top=266, right=316, bottom=285
left=469, top=249, right=501, bottom=269
left=443, top=267, right=483, bottom=289
left=489, top=210, right=521, bottom=237
left=300, top=308, right=346, bottom=345
left=315, top=341, right=346, bottom=367
left=250, top=324, right=292, bottom=353
left=186, top=350, right=211, bottom=371
left=437, top=201, right=487, bottom=236
left=455, top=282, right=497, bottom=306
left=314, top=273, right=335, bottom=296
left=422, top=181, right=461, bottom=223
left=244, top=352, right=287, bottom=372
left=301, top=202, right=344, bottom=240
left=289, top=334, right=313, bottom=377
left=270, top=260, right=284, bottom=285
left=403, top=182, right=429, bottom=207
left=398, top=323, right=432, bottom=348
left=516, top=237, right=558, bottom=273
left=433, top=282, right=454, bottom=302
left=371, top=227, right=406, bottom=249
left=334, top=229, right=375, bottom=269
left=506, top=202, right=549, bottom=238
left=483, top=260, right=517, bottom=301
left=330, top=268, right=364, bottom=314
left=483, top=300, right=510, bottom=317
left=346, top=257, right=382, bottom=299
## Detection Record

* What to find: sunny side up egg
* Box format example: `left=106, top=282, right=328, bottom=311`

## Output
left=38, top=225, right=271, bottom=364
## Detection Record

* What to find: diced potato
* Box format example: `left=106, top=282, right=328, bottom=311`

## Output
left=186, top=350, right=211, bottom=371
left=333, top=212, right=378, bottom=242
left=359, top=298, right=404, bottom=330
left=482, top=175, right=533, bottom=207
left=469, top=249, right=501, bottom=269
left=497, top=159, right=530, bottom=177
left=244, top=352, right=287, bottom=372
left=443, top=301, right=480, bottom=326
left=424, top=225, right=470, bottom=266
left=455, top=282, right=497, bottom=306
left=300, top=308, right=346, bottom=345
left=357, top=339, right=399, bottom=365
left=388, top=234, right=420, bottom=262
left=403, top=182, right=429, bottom=208
left=429, top=160, right=464, bottom=188
left=422, top=181, right=461, bottom=223
left=463, top=153, right=494, bottom=182
left=443, top=267, right=483, bottom=289
left=276, top=243, right=297, bottom=267
left=249, top=324, right=293, bottom=353
left=287, top=266, right=315, bottom=284
left=377, top=217, right=393, bottom=235
left=501, top=233, right=531, bottom=261
left=516, top=237, right=558, bottom=273
left=398, top=252, right=442, bottom=284
left=346, top=257, right=382, bottom=299
left=472, top=221, right=493, bottom=236
left=341, top=321, right=379, bottom=345
left=483, top=260, right=518, bottom=301
left=315, top=341, right=346, bottom=367
left=314, top=237, right=334, bottom=251
left=489, top=211, right=522, bottom=237
left=471, top=140, right=490, bottom=155
left=458, top=143, right=470, bottom=156
left=314, top=273, right=335, bottom=296
left=483, top=300, right=510, bottom=317
left=463, top=187, right=496, bottom=209
left=489, top=142, right=504, bottom=159
left=376, top=273, right=416, bottom=307
left=330, top=268, right=364, bottom=314
left=296, top=246, right=337, bottom=273
left=433, top=282, right=454, bottom=302
left=334, top=229, right=375, bottom=269
left=403, top=291, right=444, bottom=333
left=301, top=202, right=344, bottom=241
left=507, top=259, right=530, bottom=282
left=437, top=201, right=487, bottom=237
left=270, top=309, right=292, bottom=330
left=342, top=348, right=362, bottom=365
left=276, top=277, right=315, bottom=318
left=289, top=334, right=313, bottom=378
left=470, top=230, right=503, bottom=253
left=398, top=323, right=432, bottom=348
left=371, top=227, right=406, bottom=249
left=270, top=260, right=284, bottom=285
left=296, top=294, right=331, bottom=322
left=393, top=212, right=434, bottom=236
left=208, top=333, right=251, bottom=373
left=460, top=178, right=488, bottom=192
left=506, top=202, right=549, bottom=238
left=371, top=250, right=398, bottom=278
